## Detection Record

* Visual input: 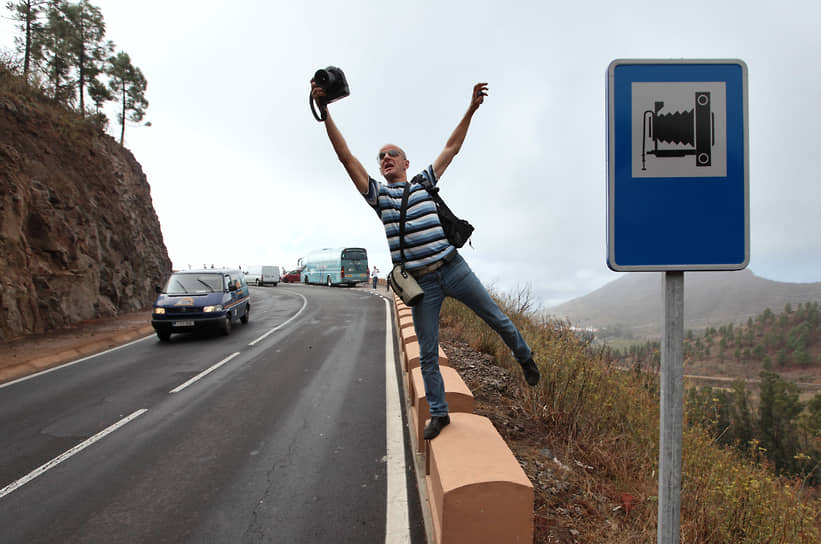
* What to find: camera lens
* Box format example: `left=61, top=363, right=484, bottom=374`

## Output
left=314, top=68, right=333, bottom=86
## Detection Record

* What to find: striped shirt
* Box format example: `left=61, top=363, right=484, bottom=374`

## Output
left=364, top=165, right=455, bottom=271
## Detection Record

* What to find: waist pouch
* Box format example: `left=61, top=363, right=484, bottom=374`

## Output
left=389, top=264, right=424, bottom=306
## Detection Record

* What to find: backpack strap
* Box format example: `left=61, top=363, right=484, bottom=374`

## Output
left=398, top=181, right=411, bottom=269
left=416, top=173, right=474, bottom=248
left=418, top=173, right=451, bottom=219
left=417, top=172, right=441, bottom=201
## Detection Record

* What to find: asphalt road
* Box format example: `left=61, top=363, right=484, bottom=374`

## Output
left=0, top=284, right=425, bottom=543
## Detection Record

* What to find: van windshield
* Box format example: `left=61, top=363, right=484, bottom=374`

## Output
left=164, top=273, right=224, bottom=294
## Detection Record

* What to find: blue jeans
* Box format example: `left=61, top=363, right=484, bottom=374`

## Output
left=411, top=252, right=532, bottom=416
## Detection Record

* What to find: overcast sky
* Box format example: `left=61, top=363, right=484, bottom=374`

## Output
left=3, top=0, right=820, bottom=307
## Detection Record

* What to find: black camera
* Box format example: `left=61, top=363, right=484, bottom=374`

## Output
left=310, top=66, right=350, bottom=121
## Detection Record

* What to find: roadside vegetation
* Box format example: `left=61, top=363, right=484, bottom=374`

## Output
left=3, top=0, right=148, bottom=144
left=440, top=286, right=820, bottom=543
left=613, top=302, right=821, bottom=372
left=612, top=302, right=821, bottom=485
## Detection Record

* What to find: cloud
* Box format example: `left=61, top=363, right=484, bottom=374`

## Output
left=4, top=0, right=820, bottom=304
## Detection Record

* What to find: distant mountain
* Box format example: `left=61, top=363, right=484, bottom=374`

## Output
left=547, top=270, right=821, bottom=338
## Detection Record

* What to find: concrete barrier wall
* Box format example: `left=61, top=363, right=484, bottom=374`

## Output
left=409, top=366, right=474, bottom=453
left=392, top=295, right=534, bottom=544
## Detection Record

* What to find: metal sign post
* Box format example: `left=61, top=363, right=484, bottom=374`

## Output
left=659, top=271, right=684, bottom=543
left=606, top=59, right=748, bottom=543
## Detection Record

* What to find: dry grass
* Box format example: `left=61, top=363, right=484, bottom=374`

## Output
left=0, top=57, right=102, bottom=139
left=439, top=288, right=821, bottom=543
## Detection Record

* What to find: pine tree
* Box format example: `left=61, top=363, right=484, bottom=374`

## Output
left=40, top=1, right=76, bottom=102
left=6, top=0, right=49, bottom=79
left=87, top=76, right=110, bottom=112
left=793, top=347, right=811, bottom=366
left=729, top=380, right=754, bottom=448
left=61, top=0, right=113, bottom=116
left=106, top=51, right=148, bottom=144
left=758, top=371, right=804, bottom=474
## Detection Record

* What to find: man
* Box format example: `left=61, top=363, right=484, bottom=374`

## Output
left=311, top=80, right=540, bottom=439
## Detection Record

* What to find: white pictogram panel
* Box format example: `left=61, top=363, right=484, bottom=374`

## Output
left=631, top=82, right=727, bottom=178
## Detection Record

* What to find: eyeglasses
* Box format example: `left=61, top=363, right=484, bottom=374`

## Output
left=377, top=149, right=402, bottom=161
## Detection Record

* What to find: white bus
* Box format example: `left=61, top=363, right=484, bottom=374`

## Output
left=300, top=247, right=368, bottom=287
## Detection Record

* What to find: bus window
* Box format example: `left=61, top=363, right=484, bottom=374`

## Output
left=342, top=248, right=367, bottom=261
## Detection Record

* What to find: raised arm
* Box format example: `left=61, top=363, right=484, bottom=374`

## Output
left=432, top=82, right=488, bottom=180
left=311, top=81, right=370, bottom=194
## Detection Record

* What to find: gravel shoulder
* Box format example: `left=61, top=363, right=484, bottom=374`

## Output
left=1, top=310, right=154, bottom=384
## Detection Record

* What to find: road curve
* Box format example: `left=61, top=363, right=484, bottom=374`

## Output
left=0, top=284, right=425, bottom=543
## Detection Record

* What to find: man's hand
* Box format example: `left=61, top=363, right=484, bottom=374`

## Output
left=310, top=79, right=328, bottom=121
left=469, top=82, right=488, bottom=112
left=310, top=79, right=325, bottom=102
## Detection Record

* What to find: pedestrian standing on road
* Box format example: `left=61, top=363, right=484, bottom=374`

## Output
left=372, top=266, right=379, bottom=289
left=311, top=80, right=540, bottom=439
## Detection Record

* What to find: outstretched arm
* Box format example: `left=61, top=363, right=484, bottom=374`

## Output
left=311, top=81, right=370, bottom=194
left=432, top=82, right=488, bottom=180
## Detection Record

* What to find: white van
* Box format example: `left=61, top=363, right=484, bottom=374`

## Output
left=245, top=265, right=280, bottom=286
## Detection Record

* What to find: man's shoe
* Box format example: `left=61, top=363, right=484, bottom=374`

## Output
left=520, top=358, right=540, bottom=386
left=424, top=415, right=450, bottom=439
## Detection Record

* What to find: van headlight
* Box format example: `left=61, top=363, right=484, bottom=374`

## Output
left=154, top=307, right=166, bottom=315
left=203, top=304, right=223, bottom=313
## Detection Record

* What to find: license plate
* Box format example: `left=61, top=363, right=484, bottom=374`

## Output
left=173, top=320, right=195, bottom=327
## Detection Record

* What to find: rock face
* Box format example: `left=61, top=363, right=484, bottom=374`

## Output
left=0, top=74, right=172, bottom=341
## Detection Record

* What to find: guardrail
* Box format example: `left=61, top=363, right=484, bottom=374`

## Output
left=392, top=295, right=534, bottom=544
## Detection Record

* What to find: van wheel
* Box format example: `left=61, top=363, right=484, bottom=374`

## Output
left=157, top=330, right=171, bottom=341
left=222, top=315, right=232, bottom=336
left=327, top=276, right=332, bottom=287
left=241, top=304, right=250, bottom=324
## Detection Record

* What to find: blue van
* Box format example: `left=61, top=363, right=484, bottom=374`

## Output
left=151, top=268, right=250, bottom=341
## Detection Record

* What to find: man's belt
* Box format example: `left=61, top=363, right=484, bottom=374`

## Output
left=409, top=250, right=457, bottom=278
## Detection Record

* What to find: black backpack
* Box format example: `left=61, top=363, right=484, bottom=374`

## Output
left=413, top=174, right=474, bottom=248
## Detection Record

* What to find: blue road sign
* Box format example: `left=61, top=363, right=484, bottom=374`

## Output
left=607, top=59, right=748, bottom=271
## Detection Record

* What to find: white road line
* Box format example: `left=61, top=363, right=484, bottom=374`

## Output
left=169, top=352, right=240, bottom=393
left=384, top=297, right=410, bottom=544
left=0, top=335, right=154, bottom=390
left=0, top=408, right=148, bottom=500
left=248, top=292, right=308, bottom=347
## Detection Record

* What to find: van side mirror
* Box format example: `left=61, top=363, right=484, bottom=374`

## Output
left=155, top=285, right=162, bottom=294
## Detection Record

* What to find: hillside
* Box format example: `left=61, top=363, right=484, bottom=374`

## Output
left=440, top=293, right=821, bottom=542
left=0, top=63, right=171, bottom=341
left=549, top=269, right=821, bottom=338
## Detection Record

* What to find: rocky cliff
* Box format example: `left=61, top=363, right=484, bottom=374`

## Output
left=0, top=66, right=171, bottom=341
